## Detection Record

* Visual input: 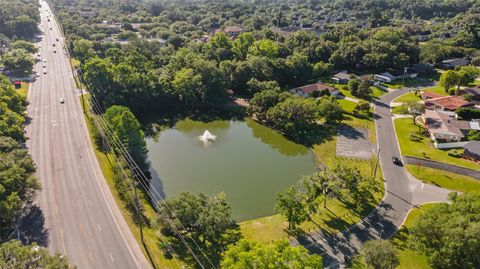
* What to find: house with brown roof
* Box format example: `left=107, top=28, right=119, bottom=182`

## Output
left=420, top=92, right=445, bottom=100
left=422, top=110, right=480, bottom=142
left=290, top=83, right=340, bottom=98
left=223, top=26, right=244, bottom=38
left=423, top=95, right=474, bottom=111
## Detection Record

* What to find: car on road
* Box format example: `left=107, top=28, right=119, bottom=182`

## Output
left=392, top=157, right=403, bottom=166
left=53, top=50, right=56, bottom=53
left=52, top=43, right=55, bottom=47
left=43, top=59, right=46, bottom=63
left=59, top=98, right=65, bottom=104
left=56, top=38, right=59, bottom=41
left=43, top=69, right=47, bottom=74
left=50, top=27, right=52, bottom=30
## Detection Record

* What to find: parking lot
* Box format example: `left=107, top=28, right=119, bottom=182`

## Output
left=336, top=126, right=375, bottom=160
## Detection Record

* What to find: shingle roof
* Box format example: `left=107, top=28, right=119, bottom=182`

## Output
left=464, top=141, right=480, bottom=154
left=424, top=110, right=464, bottom=137
left=425, top=96, right=472, bottom=110
left=294, top=83, right=338, bottom=94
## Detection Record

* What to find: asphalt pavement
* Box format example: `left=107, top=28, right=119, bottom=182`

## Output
left=24, top=1, right=150, bottom=268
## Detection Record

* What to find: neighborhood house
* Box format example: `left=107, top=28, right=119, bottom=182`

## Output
left=422, top=110, right=480, bottom=142
left=290, top=83, right=340, bottom=97
left=440, top=58, right=469, bottom=69
left=331, top=71, right=354, bottom=84
left=422, top=94, right=474, bottom=111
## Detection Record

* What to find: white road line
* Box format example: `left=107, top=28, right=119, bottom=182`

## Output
left=97, top=223, right=102, bottom=232
left=109, top=252, right=114, bottom=262
left=88, top=199, right=92, bottom=207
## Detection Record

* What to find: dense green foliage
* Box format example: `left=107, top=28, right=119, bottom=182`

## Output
left=456, top=107, right=480, bottom=121
left=359, top=240, right=399, bottom=269
left=276, top=165, right=375, bottom=230
left=104, top=105, right=148, bottom=172
left=0, top=75, right=40, bottom=240
left=248, top=90, right=343, bottom=137
left=411, top=193, right=480, bottom=269
left=159, top=192, right=241, bottom=266
left=0, top=240, right=72, bottom=268
left=221, top=239, right=322, bottom=268
left=0, top=0, right=39, bottom=39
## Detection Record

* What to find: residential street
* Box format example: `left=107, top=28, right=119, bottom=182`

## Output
left=23, top=1, right=150, bottom=268
left=293, top=88, right=451, bottom=268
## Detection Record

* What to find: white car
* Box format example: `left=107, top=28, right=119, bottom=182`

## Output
left=37, top=53, right=41, bottom=57
left=59, top=98, right=65, bottom=104
left=43, top=69, right=47, bottom=74
left=43, top=59, right=46, bottom=63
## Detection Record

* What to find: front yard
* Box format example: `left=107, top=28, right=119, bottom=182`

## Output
left=393, top=86, right=447, bottom=103
left=394, top=118, right=480, bottom=192
left=394, top=118, right=478, bottom=170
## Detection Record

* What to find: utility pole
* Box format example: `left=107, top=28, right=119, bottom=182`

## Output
left=373, top=148, right=381, bottom=180
left=133, top=182, right=144, bottom=244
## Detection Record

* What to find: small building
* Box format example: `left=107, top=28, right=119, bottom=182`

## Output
left=331, top=71, right=354, bottom=84
left=463, top=141, right=480, bottom=161
left=223, top=26, right=244, bottom=38
left=290, top=83, right=340, bottom=98
left=410, top=63, right=435, bottom=74
left=424, top=95, right=474, bottom=111
left=374, top=69, right=418, bottom=83
left=440, top=58, right=469, bottom=69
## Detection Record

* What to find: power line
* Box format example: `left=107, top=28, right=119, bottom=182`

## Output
left=87, top=94, right=214, bottom=268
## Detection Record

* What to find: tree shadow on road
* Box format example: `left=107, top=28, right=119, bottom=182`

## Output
left=17, top=205, right=48, bottom=246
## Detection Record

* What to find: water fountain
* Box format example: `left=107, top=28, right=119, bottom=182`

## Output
left=198, top=130, right=216, bottom=145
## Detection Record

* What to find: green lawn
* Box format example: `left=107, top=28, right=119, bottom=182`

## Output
left=338, top=99, right=357, bottom=114
left=406, top=165, right=480, bottom=193
left=394, top=118, right=478, bottom=170
left=17, top=82, right=29, bottom=99
left=394, top=92, right=421, bottom=103
left=241, top=115, right=383, bottom=243
left=392, top=204, right=438, bottom=269
left=371, top=86, right=387, bottom=98
left=80, top=94, right=182, bottom=269
left=393, top=86, right=447, bottom=103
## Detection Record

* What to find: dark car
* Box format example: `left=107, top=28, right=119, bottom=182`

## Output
left=392, top=157, right=403, bottom=166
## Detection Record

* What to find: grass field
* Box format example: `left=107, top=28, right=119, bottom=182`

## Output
left=338, top=99, right=357, bottom=114
left=17, top=82, right=29, bottom=98
left=241, top=115, right=383, bottom=243
left=406, top=165, right=480, bottom=193
left=394, top=118, right=478, bottom=170
left=80, top=94, right=182, bottom=269
left=393, top=86, right=448, bottom=103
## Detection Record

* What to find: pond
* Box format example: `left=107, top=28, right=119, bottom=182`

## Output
left=147, top=117, right=314, bottom=221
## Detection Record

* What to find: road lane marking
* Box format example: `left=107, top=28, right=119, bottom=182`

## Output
left=97, top=223, right=102, bottom=232
left=109, top=252, right=114, bottom=262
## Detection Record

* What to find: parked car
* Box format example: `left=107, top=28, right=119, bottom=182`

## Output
left=59, top=98, right=64, bottom=104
